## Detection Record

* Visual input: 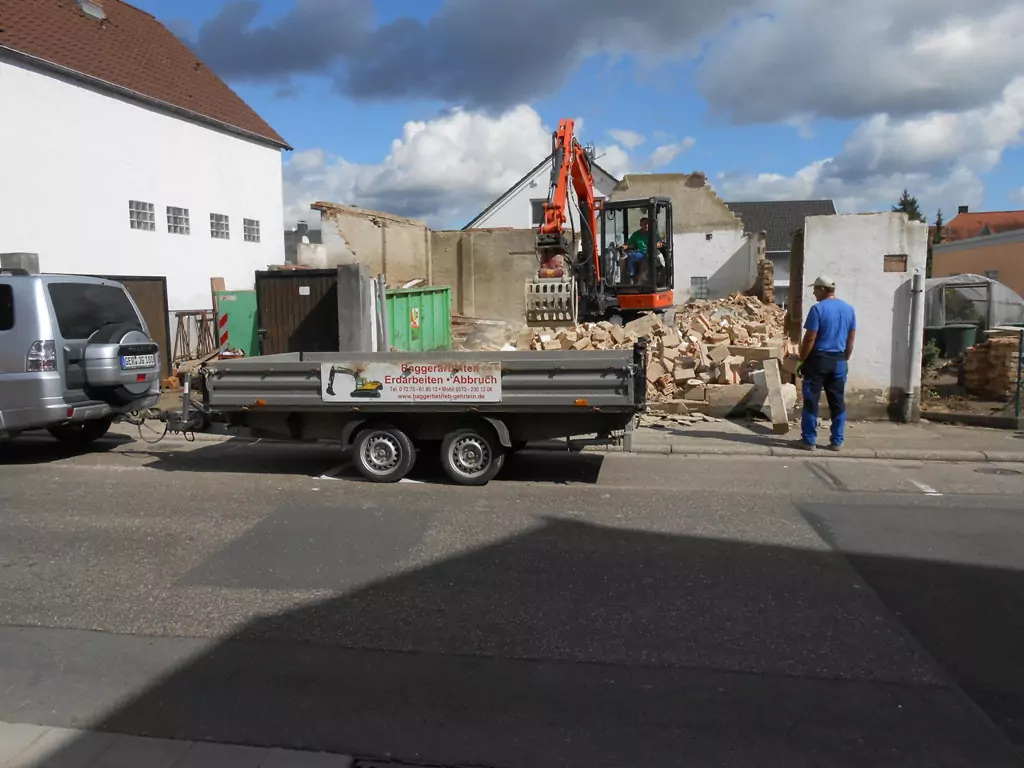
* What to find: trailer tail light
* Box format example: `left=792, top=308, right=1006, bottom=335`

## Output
left=574, top=398, right=589, bottom=406
left=26, top=340, right=57, bottom=372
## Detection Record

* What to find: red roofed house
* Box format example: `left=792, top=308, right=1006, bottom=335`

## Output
left=0, top=0, right=290, bottom=310
left=941, top=205, right=1024, bottom=243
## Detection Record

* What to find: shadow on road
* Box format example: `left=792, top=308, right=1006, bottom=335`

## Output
left=117, top=439, right=608, bottom=485
left=0, top=433, right=132, bottom=465
left=15, top=507, right=1024, bottom=767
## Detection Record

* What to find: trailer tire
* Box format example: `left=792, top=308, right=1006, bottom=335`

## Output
left=352, top=424, right=416, bottom=483
left=441, top=427, right=505, bottom=486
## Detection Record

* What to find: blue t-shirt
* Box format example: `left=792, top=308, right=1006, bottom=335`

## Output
left=804, top=298, right=856, bottom=354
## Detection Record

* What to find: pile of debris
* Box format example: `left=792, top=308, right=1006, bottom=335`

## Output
left=964, top=335, right=1022, bottom=399
left=510, top=294, right=794, bottom=411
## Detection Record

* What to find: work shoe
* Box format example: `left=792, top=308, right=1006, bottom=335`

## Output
left=797, top=441, right=816, bottom=451
left=826, top=443, right=842, bottom=452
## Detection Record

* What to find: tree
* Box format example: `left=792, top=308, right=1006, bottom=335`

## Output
left=892, top=189, right=926, bottom=222
left=933, top=209, right=944, bottom=244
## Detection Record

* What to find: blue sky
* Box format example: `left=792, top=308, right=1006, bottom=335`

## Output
left=134, top=0, right=1024, bottom=228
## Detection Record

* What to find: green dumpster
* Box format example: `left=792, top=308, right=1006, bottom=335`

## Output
left=386, top=286, right=452, bottom=352
left=943, top=323, right=978, bottom=358
left=214, top=290, right=260, bottom=356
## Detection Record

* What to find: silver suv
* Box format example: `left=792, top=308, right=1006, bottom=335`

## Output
left=0, top=271, right=161, bottom=446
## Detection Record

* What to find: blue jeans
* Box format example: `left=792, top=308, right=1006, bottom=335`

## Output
left=625, top=250, right=645, bottom=276
left=801, top=352, right=848, bottom=446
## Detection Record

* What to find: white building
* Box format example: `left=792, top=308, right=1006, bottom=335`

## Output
left=463, top=153, right=620, bottom=230
left=0, top=0, right=290, bottom=310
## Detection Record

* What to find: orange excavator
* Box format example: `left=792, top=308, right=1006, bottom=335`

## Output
left=526, top=118, right=675, bottom=326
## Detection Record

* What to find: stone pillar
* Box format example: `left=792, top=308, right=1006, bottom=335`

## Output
left=337, top=263, right=374, bottom=352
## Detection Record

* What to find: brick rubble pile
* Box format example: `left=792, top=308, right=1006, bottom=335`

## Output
left=512, top=293, right=793, bottom=406
left=964, top=336, right=1022, bottom=399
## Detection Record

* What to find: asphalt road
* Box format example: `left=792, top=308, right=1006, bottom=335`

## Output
left=1, top=432, right=1023, bottom=767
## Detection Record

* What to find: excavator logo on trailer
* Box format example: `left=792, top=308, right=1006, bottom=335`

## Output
left=325, top=366, right=383, bottom=398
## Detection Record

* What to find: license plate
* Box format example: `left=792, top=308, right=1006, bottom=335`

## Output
left=120, top=354, right=156, bottom=370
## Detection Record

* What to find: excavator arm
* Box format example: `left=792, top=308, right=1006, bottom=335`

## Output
left=535, top=119, right=601, bottom=283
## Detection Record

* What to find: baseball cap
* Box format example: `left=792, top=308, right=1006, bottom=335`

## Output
left=811, top=275, right=836, bottom=289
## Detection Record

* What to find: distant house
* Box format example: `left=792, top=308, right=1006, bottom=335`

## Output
left=941, top=206, right=1024, bottom=243
left=0, top=0, right=290, bottom=310
left=284, top=222, right=323, bottom=265
left=463, top=153, right=620, bottom=230
left=725, top=200, right=838, bottom=305
left=932, top=228, right=1024, bottom=298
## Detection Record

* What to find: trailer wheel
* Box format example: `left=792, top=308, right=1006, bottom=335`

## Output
left=441, top=427, right=505, bottom=486
left=353, top=425, right=415, bottom=483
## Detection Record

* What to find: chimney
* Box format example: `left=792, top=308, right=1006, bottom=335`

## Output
left=958, top=205, right=969, bottom=214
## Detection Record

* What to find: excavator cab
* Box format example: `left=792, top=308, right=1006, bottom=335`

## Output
left=599, top=197, right=673, bottom=300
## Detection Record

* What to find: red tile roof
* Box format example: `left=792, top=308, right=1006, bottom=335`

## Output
left=0, top=0, right=288, bottom=148
left=944, top=210, right=1024, bottom=242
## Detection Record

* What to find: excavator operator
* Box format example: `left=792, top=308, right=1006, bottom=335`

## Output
left=619, top=217, right=665, bottom=283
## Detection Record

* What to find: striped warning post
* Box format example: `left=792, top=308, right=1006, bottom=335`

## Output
left=218, top=310, right=229, bottom=353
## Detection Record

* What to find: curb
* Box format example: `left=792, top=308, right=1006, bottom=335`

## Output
left=584, top=443, right=1024, bottom=463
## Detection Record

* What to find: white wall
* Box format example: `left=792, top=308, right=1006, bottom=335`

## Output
left=469, top=159, right=619, bottom=230
left=0, top=58, right=284, bottom=310
left=802, top=213, right=927, bottom=397
left=673, top=229, right=758, bottom=303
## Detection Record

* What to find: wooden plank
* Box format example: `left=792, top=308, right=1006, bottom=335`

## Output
left=763, top=358, right=790, bottom=435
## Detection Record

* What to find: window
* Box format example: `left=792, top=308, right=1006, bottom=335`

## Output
left=690, top=276, right=709, bottom=300
left=883, top=254, right=908, bottom=272
left=531, top=200, right=546, bottom=227
left=167, top=206, right=190, bottom=235
left=0, top=284, right=13, bottom=331
left=984, top=270, right=999, bottom=281
left=243, top=218, right=261, bottom=243
left=47, top=283, right=141, bottom=340
left=210, top=213, right=230, bottom=239
left=129, top=200, right=155, bottom=231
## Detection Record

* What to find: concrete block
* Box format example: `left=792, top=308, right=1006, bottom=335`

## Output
left=646, top=358, right=667, bottom=383
left=609, top=325, right=626, bottom=345
left=730, top=343, right=783, bottom=361
left=763, top=358, right=790, bottom=435
left=709, top=344, right=731, bottom=364
left=703, top=384, right=757, bottom=417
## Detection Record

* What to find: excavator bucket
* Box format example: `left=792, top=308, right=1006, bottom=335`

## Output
left=525, top=275, right=577, bottom=328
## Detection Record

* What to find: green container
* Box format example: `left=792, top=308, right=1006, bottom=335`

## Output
left=386, top=286, right=452, bottom=352
left=943, top=323, right=979, bottom=359
left=215, top=290, right=260, bottom=356
left=924, top=326, right=945, bottom=356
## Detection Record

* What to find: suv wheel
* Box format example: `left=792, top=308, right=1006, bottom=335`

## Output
left=47, top=417, right=114, bottom=447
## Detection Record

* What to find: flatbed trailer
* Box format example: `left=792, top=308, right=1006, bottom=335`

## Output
left=169, top=344, right=647, bottom=485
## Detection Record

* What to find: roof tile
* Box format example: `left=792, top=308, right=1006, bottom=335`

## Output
left=725, top=200, right=837, bottom=253
left=0, top=0, right=287, bottom=148
left=945, top=211, right=1024, bottom=242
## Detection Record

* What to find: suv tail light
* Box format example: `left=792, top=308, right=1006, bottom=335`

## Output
left=27, top=340, right=57, bottom=372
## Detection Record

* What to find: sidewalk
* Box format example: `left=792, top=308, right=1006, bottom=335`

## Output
left=600, top=417, right=1024, bottom=463
left=0, top=720, right=354, bottom=767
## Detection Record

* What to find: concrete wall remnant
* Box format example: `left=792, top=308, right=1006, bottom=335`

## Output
left=799, top=213, right=928, bottom=419
left=608, top=173, right=743, bottom=233
left=314, top=202, right=431, bottom=284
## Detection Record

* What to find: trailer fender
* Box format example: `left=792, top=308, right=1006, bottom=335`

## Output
left=483, top=417, right=512, bottom=448
left=340, top=418, right=369, bottom=448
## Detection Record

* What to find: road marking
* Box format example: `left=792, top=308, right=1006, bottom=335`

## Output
left=910, top=478, right=943, bottom=496
left=318, top=461, right=351, bottom=480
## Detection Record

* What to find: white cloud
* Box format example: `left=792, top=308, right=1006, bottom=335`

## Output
left=717, top=77, right=1024, bottom=217
left=284, top=107, right=691, bottom=228
left=1011, top=186, right=1024, bottom=205
left=608, top=129, right=645, bottom=150
left=646, top=139, right=697, bottom=170
left=697, top=0, right=1024, bottom=124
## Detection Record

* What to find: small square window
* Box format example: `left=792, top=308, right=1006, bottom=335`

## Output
left=883, top=254, right=908, bottom=272
left=129, top=200, right=155, bottom=231
left=690, top=275, right=709, bottom=300
left=0, top=284, right=13, bottom=331
left=210, top=213, right=230, bottom=239
left=531, top=199, right=546, bottom=227
left=984, top=270, right=999, bottom=281
left=243, top=218, right=261, bottom=243
left=167, top=206, right=190, bottom=235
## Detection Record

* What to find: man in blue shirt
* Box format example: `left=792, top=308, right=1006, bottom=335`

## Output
left=798, top=276, right=856, bottom=450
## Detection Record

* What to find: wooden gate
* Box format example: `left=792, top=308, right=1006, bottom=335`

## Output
left=254, top=270, right=339, bottom=355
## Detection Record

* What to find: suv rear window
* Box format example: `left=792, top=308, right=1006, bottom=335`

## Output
left=0, top=285, right=12, bottom=331
left=47, top=282, right=141, bottom=340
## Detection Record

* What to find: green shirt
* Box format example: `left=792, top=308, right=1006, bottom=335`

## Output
left=627, top=229, right=648, bottom=252
left=627, top=229, right=663, bottom=253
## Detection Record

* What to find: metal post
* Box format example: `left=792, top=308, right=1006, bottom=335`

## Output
left=1015, top=329, right=1023, bottom=423
left=904, top=270, right=925, bottom=423
left=376, top=274, right=390, bottom=351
